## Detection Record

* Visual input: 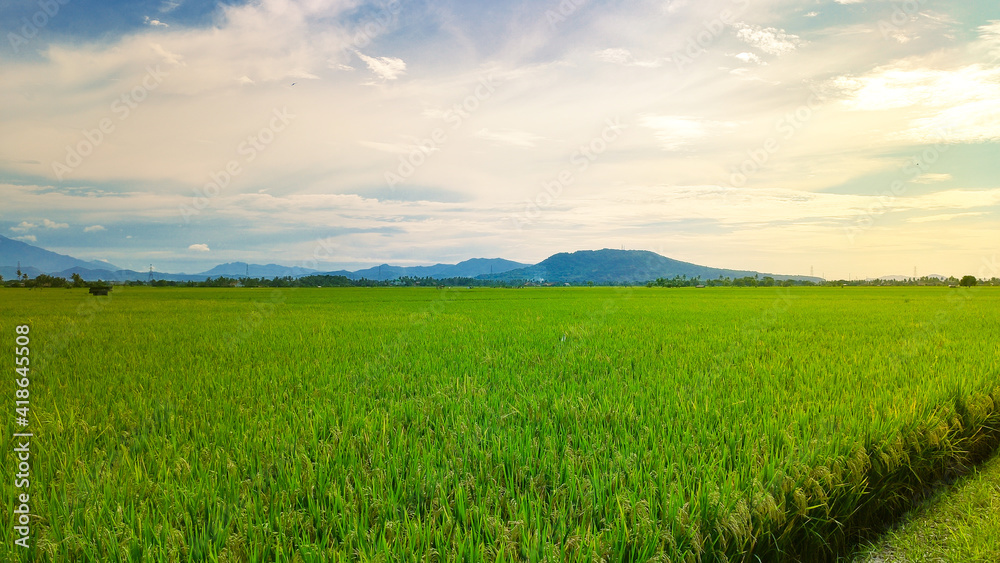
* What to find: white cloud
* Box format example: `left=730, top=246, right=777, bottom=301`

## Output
left=732, top=23, right=802, bottom=56
left=663, top=0, right=690, bottom=14
left=84, top=225, right=106, bottom=232
left=908, top=212, right=988, bottom=223
left=593, top=48, right=662, bottom=68
left=474, top=128, right=542, bottom=148
left=358, top=140, right=439, bottom=155
left=354, top=51, right=406, bottom=81
left=978, top=20, right=1000, bottom=60
left=14, top=235, right=37, bottom=242
left=149, top=43, right=184, bottom=66
left=910, top=173, right=952, bottom=184
left=595, top=47, right=632, bottom=64
left=834, top=66, right=996, bottom=111
left=9, top=219, right=66, bottom=231
left=160, top=0, right=181, bottom=13
left=834, top=0, right=864, bottom=4
left=639, top=115, right=735, bottom=151
left=901, top=188, right=1000, bottom=211
left=42, top=219, right=68, bottom=229
left=288, top=69, right=320, bottom=80
left=144, top=16, right=169, bottom=28
left=10, top=221, right=37, bottom=233
left=833, top=64, right=1000, bottom=143
left=188, top=243, right=211, bottom=252
left=734, top=52, right=764, bottom=65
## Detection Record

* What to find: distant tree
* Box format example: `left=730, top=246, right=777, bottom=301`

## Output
left=960, top=275, right=978, bottom=287
left=71, top=273, right=86, bottom=288
left=298, top=274, right=353, bottom=287
left=28, top=274, right=69, bottom=288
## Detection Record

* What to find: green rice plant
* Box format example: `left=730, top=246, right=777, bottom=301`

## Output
left=0, top=286, right=997, bottom=561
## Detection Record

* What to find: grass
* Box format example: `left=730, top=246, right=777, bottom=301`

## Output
left=853, top=450, right=1000, bottom=562
left=1, top=286, right=999, bottom=561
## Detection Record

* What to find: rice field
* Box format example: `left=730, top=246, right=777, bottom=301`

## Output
left=2, top=286, right=999, bottom=561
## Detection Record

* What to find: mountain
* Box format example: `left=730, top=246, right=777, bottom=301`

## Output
left=199, top=262, right=319, bottom=278
left=0, top=236, right=820, bottom=284
left=440, top=258, right=530, bottom=278
left=0, top=235, right=119, bottom=279
left=321, top=258, right=529, bottom=280
left=479, top=249, right=821, bottom=284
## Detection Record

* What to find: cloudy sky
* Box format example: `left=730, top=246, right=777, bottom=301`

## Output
left=1, top=0, right=999, bottom=278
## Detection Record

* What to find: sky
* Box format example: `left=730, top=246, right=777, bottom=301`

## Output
left=1, top=0, right=999, bottom=278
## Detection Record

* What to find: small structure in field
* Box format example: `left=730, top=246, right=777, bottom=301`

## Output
left=89, top=286, right=111, bottom=296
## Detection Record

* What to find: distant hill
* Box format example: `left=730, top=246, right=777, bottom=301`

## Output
left=320, top=258, right=529, bottom=280
left=199, top=262, right=319, bottom=278
left=0, top=236, right=821, bottom=284
left=479, top=249, right=821, bottom=284
left=0, top=235, right=119, bottom=279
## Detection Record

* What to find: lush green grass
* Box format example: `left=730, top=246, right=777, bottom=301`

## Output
left=854, top=451, right=1000, bottom=562
left=1, top=286, right=999, bottom=561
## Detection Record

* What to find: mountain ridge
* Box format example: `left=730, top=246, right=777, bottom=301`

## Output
left=323, top=258, right=530, bottom=280
left=199, top=262, right=321, bottom=278
left=0, top=235, right=823, bottom=283
left=0, top=234, right=119, bottom=275
left=478, top=249, right=821, bottom=284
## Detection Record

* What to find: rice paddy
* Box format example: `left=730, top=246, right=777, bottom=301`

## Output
left=2, top=286, right=999, bottom=561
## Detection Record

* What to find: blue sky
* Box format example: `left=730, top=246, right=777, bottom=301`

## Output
left=1, top=0, right=999, bottom=278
